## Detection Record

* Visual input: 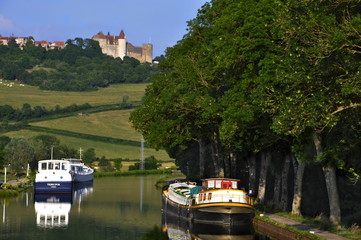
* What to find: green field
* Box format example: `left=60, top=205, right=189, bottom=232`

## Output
left=4, top=129, right=169, bottom=160
left=0, top=81, right=149, bottom=108
left=30, top=109, right=141, bottom=142
left=1, top=82, right=172, bottom=161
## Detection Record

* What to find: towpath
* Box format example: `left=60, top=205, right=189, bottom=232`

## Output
left=265, top=213, right=350, bottom=240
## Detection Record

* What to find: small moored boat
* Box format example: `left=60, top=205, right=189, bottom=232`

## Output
left=162, top=178, right=254, bottom=228
left=34, top=159, right=73, bottom=193
left=64, top=158, right=94, bottom=182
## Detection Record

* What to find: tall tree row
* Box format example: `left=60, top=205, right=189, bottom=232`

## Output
left=130, top=0, right=361, bottom=226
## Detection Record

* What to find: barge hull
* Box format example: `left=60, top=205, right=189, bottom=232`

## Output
left=34, top=181, right=72, bottom=193
left=162, top=193, right=253, bottom=230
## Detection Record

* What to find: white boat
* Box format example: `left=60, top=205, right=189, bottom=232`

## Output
left=162, top=178, right=254, bottom=227
left=34, top=159, right=73, bottom=193
left=64, top=158, right=94, bottom=182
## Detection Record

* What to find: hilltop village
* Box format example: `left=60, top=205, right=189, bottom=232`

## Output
left=0, top=30, right=153, bottom=63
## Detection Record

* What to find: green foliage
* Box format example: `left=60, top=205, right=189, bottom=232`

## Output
left=4, top=138, right=34, bottom=174
left=0, top=38, right=158, bottom=91
left=0, top=189, right=19, bottom=197
left=113, top=158, right=122, bottom=171
left=83, top=148, right=96, bottom=165
left=98, top=156, right=114, bottom=172
left=0, top=136, right=10, bottom=150
left=0, top=102, right=93, bottom=122
left=128, top=156, right=162, bottom=171
left=130, top=4, right=361, bottom=225
left=93, top=168, right=172, bottom=178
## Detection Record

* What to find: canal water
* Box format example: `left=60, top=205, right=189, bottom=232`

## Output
left=0, top=175, right=269, bottom=240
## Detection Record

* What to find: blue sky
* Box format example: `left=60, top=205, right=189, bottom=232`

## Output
left=0, top=0, right=208, bottom=57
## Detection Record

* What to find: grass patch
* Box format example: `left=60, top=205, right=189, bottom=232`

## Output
left=30, top=109, right=143, bottom=142
left=255, top=214, right=323, bottom=240
left=3, top=129, right=170, bottom=160
left=155, top=174, right=186, bottom=189
left=274, top=212, right=361, bottom=240
left=1, top=82, right=173, bottom=161
left=0, top=82, right=149, bottom=109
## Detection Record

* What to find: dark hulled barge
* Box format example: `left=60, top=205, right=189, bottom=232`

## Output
left=162, top=178, right=254, bottom=230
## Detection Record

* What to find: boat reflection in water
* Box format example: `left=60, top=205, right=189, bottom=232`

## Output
left=162, top=211, right=255, bottom=240
left=34, top=181, right=93, bottom=228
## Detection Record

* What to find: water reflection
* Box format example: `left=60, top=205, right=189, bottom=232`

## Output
left=161, top=211, right=256, bottom=240
left=34, top=181, right=93, bottom=228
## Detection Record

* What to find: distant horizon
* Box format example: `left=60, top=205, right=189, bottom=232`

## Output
left=0, top=0, right=209, bottom=57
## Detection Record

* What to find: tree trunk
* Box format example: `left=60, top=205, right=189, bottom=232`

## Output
left=323, top=165, right=341, bottom=225
left=229, top=152, right=237, bottom=178
left=258, top=152, right=271, bottom=204
left=213, top=132, right=225, bottom=178
left=273, top=171, right=281, bottom=209
left=248, top=153, right=257, bottom=197
left=313, top=131, right=341, bottom=226
left=211, top=141, right=219, bottom=177
left=291, top=154, right=305, bottom=215
left=199, top=138, right=206, bottom=179
left=223, top=154, right=231, bottom=178
left=210, top=137, right=225, bottom=178
left=280, top=154, right=291, bottom=211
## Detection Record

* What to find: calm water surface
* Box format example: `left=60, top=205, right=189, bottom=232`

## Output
left=0, top=175, right=268, bottom=240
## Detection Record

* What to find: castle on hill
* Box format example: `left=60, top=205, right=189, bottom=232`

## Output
left=1, top=31, right=153, bottom=63
left=92, top=30, right=153, bottom=63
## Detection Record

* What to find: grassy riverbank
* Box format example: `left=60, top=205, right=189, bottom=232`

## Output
left=254, top=211, right=361, bottom=240
left=274, top=212, right=361, bottom=240
left=94, top=169, right=175, bottom=178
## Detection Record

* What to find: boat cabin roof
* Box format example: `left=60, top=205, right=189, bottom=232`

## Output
left=202, top=178, right=239, bottom=189
left=62, top=158, right=83, bottom=164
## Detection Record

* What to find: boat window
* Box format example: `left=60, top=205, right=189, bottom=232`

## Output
left=41, top=162, right=47, bottom=170
left=48, top=163, right=54, bottom=170
left=208, top=193, right=212, bottom=200
left=207, top=180, right=215, bottom=188
left=222, top=181, right=232, bottom=189
left=54, top=163, right=60, bottom=170
left=62, top=163, right=67, bottom=170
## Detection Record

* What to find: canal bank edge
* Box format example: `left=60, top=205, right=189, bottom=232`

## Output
left=254, top=214, right=351, bottom=240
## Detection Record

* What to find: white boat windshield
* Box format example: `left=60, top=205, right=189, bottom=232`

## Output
left=40, top=161, right=68, bottom=171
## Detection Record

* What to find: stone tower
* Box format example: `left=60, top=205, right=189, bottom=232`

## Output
left=92, top=30, right=153, bottom=63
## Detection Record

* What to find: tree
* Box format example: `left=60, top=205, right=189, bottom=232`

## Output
left=129, top=0, right=360, bottom=226
left=98, top=156, right=113, bottom=171
left=4, top=138, right=34, bottom=175
left=113, top=158, right=122, bottom=171
left=0, top=136, right=11, bottom=150
left=83, top=148, right=96, bottom=165
left=54, top=145, right=77, bottom=159
left=262, top=0, right=361, bottom=225
left=29, top=135, right=60, bottom=164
